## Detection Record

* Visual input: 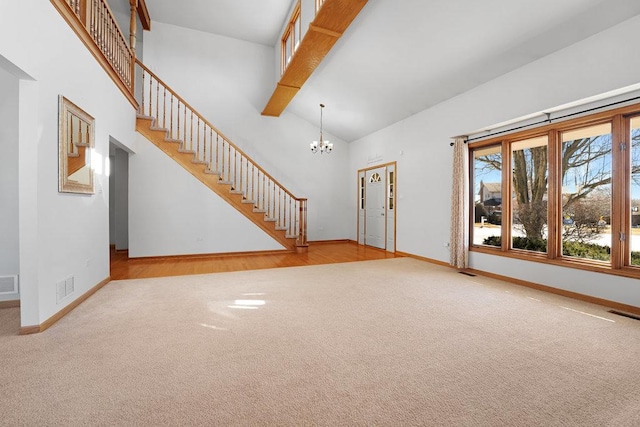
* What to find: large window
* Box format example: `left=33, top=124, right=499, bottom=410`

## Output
left=281, top=1, right=301, bottom=75
left=469, top=104, right=640, bottom=277
left=511, top=136, right=549, bottom=253
left=472, top=145, right=502, bottom=247
left=561, top=123, right=612, bottom=261
left=631, top=116, right=640, bottom=265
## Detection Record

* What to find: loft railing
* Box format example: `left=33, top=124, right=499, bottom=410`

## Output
left=51, top=0, right=136, bottom=106
left=136, top=60, right=308, bottom=247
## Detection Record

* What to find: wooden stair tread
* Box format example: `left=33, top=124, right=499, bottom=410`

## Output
left=135, top=116, right=299, bottom=250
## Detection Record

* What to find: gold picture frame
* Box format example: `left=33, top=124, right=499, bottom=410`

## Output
left=59, top=95, right=95, bottom=194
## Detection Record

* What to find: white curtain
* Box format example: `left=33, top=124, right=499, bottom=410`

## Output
left=450, top=137, right=469, bottom=269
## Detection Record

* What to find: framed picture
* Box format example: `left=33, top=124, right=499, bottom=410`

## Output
left=59, top=95, right=95, bottom=194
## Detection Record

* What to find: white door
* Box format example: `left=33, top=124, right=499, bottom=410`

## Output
left=358, top=171, right=365, bottom=245
left=386, top=165, right=395, bottom=252
left=365, top=167, right=386, bottom=249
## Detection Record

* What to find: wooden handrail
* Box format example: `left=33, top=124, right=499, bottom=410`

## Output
left=51, top=0, right=137, bottom=107
left=136, top=60, right=308, bottom=246
left=135, top=60, right=300, bottom=201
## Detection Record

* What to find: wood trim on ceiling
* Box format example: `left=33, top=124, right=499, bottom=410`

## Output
left=262, top=0, right=368, bottom=117
left=137, top=0, right=151, bottom=31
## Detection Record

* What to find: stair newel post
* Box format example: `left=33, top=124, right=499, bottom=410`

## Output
left=298, top=198, right=308, bottom=247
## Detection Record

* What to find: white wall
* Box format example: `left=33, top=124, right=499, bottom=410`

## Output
left=0, top=65, right=19, bottom=301
left=0, top=2, right=138, bottom=326
left=129, top=133, right=285, bottom=257
left=139, top=22, right=351, bottom=249
left=349, top=15, right=640, bottom=308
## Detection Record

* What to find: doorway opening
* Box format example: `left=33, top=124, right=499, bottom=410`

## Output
left=109, top=139, right=131, bottom=256
left=357, top=162, right=396, bottom=252
left=0, top=64, right=20, bottom=308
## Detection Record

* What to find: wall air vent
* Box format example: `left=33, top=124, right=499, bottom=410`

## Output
left=56, top=276, right=75, bottom=304
left=0, top=275, right=18, bottom=294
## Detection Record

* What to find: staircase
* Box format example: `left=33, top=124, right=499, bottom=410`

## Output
left=134, top=60, right=307, bottom=252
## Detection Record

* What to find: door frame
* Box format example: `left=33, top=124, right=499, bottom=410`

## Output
left=357, top=161, right=397, bottom=252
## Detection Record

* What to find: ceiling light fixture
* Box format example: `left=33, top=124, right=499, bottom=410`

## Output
left=310, top=103, right=333, bottom=154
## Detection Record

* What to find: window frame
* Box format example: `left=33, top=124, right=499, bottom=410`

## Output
left=281, top=1, right=302, bottom=75
left=469, top=103, right=640, bottom=279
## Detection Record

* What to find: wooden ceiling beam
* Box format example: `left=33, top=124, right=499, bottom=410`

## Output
left=261, top=0, right=367, bottom=117
left=137, top=0, right=151, bottom=31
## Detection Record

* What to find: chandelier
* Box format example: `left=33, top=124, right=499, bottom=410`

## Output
left=310, top=103, right=333, bottom=154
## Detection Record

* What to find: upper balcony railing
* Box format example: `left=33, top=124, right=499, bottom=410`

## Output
left=51, top=0, right=138, bottom=107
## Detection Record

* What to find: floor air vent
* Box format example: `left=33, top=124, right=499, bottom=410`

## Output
left=0, top=275, right=18, bottom=294
left=608, top=310, right=640, bottom=321
left=459, top=271, right=476, bottom=277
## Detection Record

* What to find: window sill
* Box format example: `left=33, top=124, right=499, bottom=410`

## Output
left=471, top=245, right=640, bottom=280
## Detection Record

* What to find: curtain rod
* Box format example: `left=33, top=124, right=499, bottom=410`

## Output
left=449, top=94, right=640, bottom=146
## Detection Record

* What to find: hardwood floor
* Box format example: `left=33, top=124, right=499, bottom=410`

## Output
left=110, top=241, right=402, bottom=280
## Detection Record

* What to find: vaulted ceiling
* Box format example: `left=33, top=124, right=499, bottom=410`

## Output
left=145, top=0, right=640, bottom=142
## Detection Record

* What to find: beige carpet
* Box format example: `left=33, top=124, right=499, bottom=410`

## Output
left=2, top=258, right=640, bottom=426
